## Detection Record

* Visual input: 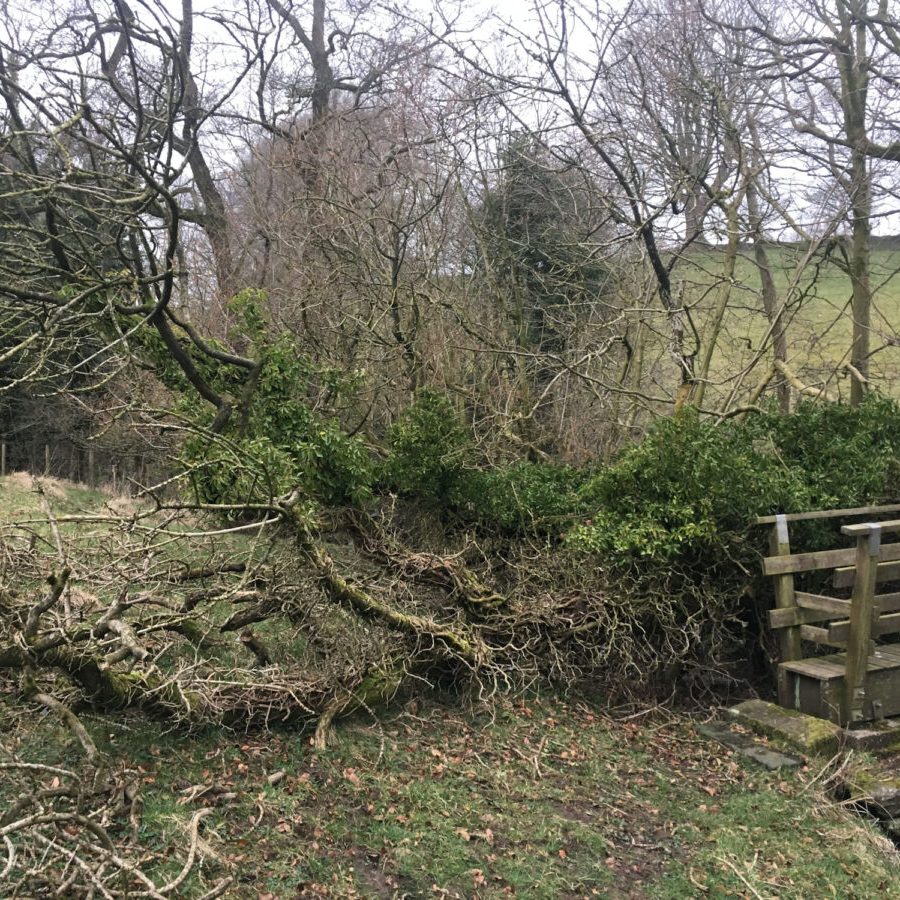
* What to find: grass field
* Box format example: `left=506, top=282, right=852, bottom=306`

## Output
left=2, top=475, right=899, bottom=898
left=674, top=246, right=900, bottom=406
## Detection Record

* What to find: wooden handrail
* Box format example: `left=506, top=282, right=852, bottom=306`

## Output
left=762, top=541, right=900, bottom=576
left=755, top=503, right=900, bottom=525
left=842, top=519, right=900, bottom=537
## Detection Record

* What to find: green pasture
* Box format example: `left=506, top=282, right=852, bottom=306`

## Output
left=671, top=245, right=900, bottom=405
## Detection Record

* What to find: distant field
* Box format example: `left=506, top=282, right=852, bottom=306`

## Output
left=676, top=246, right=900, bottom=406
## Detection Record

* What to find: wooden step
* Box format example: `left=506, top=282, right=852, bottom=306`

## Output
left=779, top=645, right=900, bottom=724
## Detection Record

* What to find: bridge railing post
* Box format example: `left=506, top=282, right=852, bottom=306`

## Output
left=839, top=522, right=882, bottom=725
left=769, top=514, right=801, bottom=705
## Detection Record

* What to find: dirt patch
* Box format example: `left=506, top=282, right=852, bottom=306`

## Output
left=549, top=798, right=602, bottom=825
left=349, top=851, right=395, bottom=898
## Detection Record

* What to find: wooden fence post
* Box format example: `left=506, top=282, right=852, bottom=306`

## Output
left=840, top=522, right=881, bottom=725
left=770, top=514, right=801, bottom=705
left=87, top=448, right=96, bottom=487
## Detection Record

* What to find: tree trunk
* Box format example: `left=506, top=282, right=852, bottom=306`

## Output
left=746, top=179, right=790, bottom=413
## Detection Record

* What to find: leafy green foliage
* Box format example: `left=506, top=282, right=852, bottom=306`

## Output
left=242, top=336, right=373, bottom=506
left=384, top=389, right=473, bottom=503
left=749, top=394, right=900, bottom=508
left=386, top=392, right=900, bottom=555
left=566, top=408, right=812, bottom=562
left=456, top=463, right=588, bottom=534
left=144, top=292, right=374, bottom=509
left=384, top=390, right=589, bottom=533
left=568, top=397, right=900, bottom=566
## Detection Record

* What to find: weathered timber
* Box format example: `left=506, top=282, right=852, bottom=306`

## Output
left=833, top=558, right=900, bottom=588
left=762, top=509, right=900, bottom=727
left=769, top=594, right=854, bottom=628
left=827, top=612, right=900, bottom=643
left=756, top=504, right=900, bottom=525
left=870, top=591, right=900, bottom=612
left=780, top=651, right=900, bottom=724
left=796, top=592, right=852, bottom=616
left=798, top=624, right=846, bottom=648
left=768, top=514, right=801, bottom=678
left=842, top=519, right=900, bottom=538
left=842, top=527, right=881, bottom=724
left=763, top=542, right=900, bottom=577
left=770, top=605, right=843, bottom=629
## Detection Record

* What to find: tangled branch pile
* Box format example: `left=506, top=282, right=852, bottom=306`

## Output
left=0, top=757, right=232, bottom=898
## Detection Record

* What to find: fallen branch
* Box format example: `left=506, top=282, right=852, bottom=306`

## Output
left=348, top=511, right=506, bottom=614
left=774, top=359, right=838, bottom=403
left=31, top=691, right=102, bottom=765
left=285, top=503, right=490, bottom=667
left=23, top=568, right=71, bottom=639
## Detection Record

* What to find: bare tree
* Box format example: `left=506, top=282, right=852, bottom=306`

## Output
left=716, top=0, right=900, bottom=405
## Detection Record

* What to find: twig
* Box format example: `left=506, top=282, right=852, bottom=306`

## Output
left=32, top=692, right=102, bottom=765
left=716, top=854, right=770, bottom=900
left=33, top=477, right=72, bottom=623
left=0, top=835, right=14, bottom=879
left=156, top=807, right=214, bottom=896
left=197, top=876, right=235, bottom=900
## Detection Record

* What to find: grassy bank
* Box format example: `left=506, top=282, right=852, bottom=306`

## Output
left=2, top=692, right=897, bottom=898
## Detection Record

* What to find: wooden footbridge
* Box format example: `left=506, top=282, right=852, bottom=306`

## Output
left=759, top=505, right=900, bottom=726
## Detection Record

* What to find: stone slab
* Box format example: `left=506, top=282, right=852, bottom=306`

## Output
left=840, top=717, right=900, bottom=753
left=726, top=699, right=843, bottom=755
left=696, top=723, right=801, bottom=770
left=862, top=784, right=900, bottom=818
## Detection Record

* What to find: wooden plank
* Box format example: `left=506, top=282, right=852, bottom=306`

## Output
left=875, top=645, right=900, bottom=666
left=789, top=665, right=900, bottom=723
left=769, top=605, right=840, bottom=629
left=842, top=520, right=900, bottom=537
left=764, top=546, right=859, bottom=576
left=833, top=557, right=900, bottom=588
left=799, top=625, right=846, bottom=648
left=842, top=530, right=881, bottom=725
left=837, top=650, right=894, bottom=671
left=828, top=612, right=900, bottom=643
left=796, top=592, right=852, bottom=616
left=827, top=650, right=900, bottom=672
left=783, top=649, right=900, bottom=686
left=762, top=543, right=900, bottom=576
left=756, top=504, right=900, bottom=525
left=873, top=613, right=900, bottom=637
left=873, top=592, right=900, bottom=613
left=781, top=656, right=847, bottom=681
